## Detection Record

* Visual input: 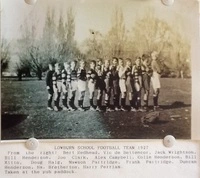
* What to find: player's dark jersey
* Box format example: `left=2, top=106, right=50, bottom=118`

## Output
left=133, top=65, right=142, bottom=83
left=110, top=66, right=119, bottom=81
left=61, top=69, right=71, bottom=85
left=46, top=70, right=54, bottom=87
left=77, top=68, right=87, bottom=81
left=52, top=70, right=62, bottom=86
left=125, top=66, right=132, bottom=79
left=87, top=69, right=98, bottom=83
left=103, top=67, right=112, bottom=88
left=141, top=64, right=153, bottom=77
left=96, top=65, right=105, bottom=89
left=69, top=69, right=77, bottom=81
left=96, top=67, right=104, bottom=80
left=103, top=67, right=111, bottom=80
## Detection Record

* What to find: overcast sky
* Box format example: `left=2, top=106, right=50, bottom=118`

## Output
left=1, top=0, right=199, bottom=44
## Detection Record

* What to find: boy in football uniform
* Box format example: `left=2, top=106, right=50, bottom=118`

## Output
left=68, top=60, right=78, bottom=111
left=151, top=51, right=161, bottom=111
left=110, top=57, right=120, bottom=111
left=46, top=63, right=55, bottom=110
left=125, top=58, right=135, bottom=111
left=52, top=63, right=62, bottom=111
left=132, top=57, right=145, bottom=112
left=95, top=58, right=105, bottom=111
left=77, top=60, right=87, bottom=111
left=103, top=59, right=112, bottom=112
left=96, top=58, right=104, bottom=70
left=87, top=60, right=98, bottom=110
left=118, top=58, right=127, bottom=111
left=141, top=54, right=153, bottom=111
left=61, top=62, right=71, bottom=111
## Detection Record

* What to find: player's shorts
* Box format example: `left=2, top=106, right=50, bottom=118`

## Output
left=104, top=79, right=111, bottom=93
left=88, top=80, right=96, bottom=93
left=142, top=74, right=151, bottom=90
left=53, top=81, right=62, bottom=93
left=77, top=80, right=87, bottom=92
left=112, top=80, right=120, bottom=95
left=119, top=79, right=126, bottom=92
left=96, top=79, right=105, bottom=91
left=71, top=80, right=78, bottom=91
left=151, top=72, right=161, bottom=90
left=126, top=77, right=134, bottom=93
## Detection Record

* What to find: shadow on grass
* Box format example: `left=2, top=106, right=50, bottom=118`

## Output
left=1, top=114, right=28, bottom=130
left=1, top=77, right=42, bottom=82
left=151, top=120, right=169, bottom=125
left=160, top=101, right=191, bottom=110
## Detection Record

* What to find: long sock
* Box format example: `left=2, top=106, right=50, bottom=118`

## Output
left=72, top=95, right=75, bottom=108
left=153, top=96, right=157, bottom=106
left=114, top=95, right=119, bottom=108
left=69, top=97, right=73, bottom=108
left=90, top=99, right=93, bottom=107
left=97, top=99, right=101, bottom=107
left=155, top=95, right=158, bottom=106
left=62, top=99, right=67, bottom=107
left=69, top=98, right=72, bottom=107
left=54, top=100, right=57, bottom=107
left=129, top=100, right=132, bottom=107
left=80, top=100, right=83, bottom=108
left=48, top=95, right=53, bottom=107
left=121, top=98, right=125, bottom=108
left=144, top=100, right=148, bottom=107
left=105, top=99, right=109, bottom=108
left=113, top=97, right=117, bottom=107
left=57, top=93, right=61, bottom=107
left=116, top=95, right=120, bottom=108
left=137, top=98, right=141, bottom=108
left=99, top=95, right=102, bottom=107
left=48, top=99, right=51, bottom=107
left=132, top=95, right=137, bottom=108
left=78, top=100, right=81, bottom=107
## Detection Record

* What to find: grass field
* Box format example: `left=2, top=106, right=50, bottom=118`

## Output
left=1, top=77, right=191, bottom=140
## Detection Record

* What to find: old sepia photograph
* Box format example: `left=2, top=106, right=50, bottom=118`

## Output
left=1, top=0, right=195, bottom=140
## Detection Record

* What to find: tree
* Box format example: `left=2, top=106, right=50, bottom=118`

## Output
left=56, top=7, right=77, bottom=62
left=40, top=8, right=58, bottom=66
left=132, top=9, right=172, bottom=56
left=17, top=20, right=45, bottom=80
left=82, top=29, right=104, bottom=59
left=105, top=7, right=127, bottom=58
left=1, top=39, right=11, bottom=75
left=83, top=7, right=128, bottom=61
left=131, top=9, right=191, bottom=77
left=41, top=7, right=78, bottom=64
left=15, top=57, right=31, bottom=81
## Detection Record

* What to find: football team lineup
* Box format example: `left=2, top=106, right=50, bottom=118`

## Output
left=47, top=52, right=161, bottom=113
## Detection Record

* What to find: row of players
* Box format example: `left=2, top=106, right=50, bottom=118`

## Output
left=46, top=51, right=161, bottom=112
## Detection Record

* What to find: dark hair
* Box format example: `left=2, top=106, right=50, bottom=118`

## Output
left=97, top=58, right=103, bottom=62
left=126, top=58, right=131, bottom=62
left=136, top=56, right=141, bottom=60
left=142, top=54, right=149, bottom=59
left=112, top=57, right=118, bottom=62
left=90, top=60, right=96, bottom=65
left=49, top=63, right=54, bottom=67
left=71, top=60, right=77, bottom=64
